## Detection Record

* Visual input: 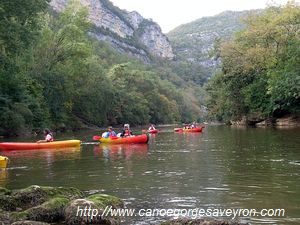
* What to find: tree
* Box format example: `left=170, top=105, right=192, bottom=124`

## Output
left=0, top=0, right=49, bottom=136
left=206, top=1, right=300, bottom=122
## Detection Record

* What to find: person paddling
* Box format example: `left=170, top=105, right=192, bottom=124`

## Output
left=121, top=124, right=133, bottom=137
left=107, top=126, right=117, bottom=137
left=148, top=124, right=156, bottom=131
left=190, top=121, right=197, bottom=128
left=37, top=128, right=54, bottom=143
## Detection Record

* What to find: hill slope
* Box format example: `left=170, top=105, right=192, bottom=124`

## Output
left=168, top=10, right=261, bottom=78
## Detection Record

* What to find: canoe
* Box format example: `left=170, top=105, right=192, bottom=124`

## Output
left=0, top=156, right=9, bottom=169
left=174, top=127, right=203, bottom=133
left=0, top=140, right=81, bottom=151
left=142, top=129, right=158, bottom=134
left=142, top=129, right=159, bottom=134
left=148, top=129, right=158, bottom=134
left=97, top=134, right=149, bottom=144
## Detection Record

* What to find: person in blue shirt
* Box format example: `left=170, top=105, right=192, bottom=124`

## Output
left=107, top=126, right=117, bottom=137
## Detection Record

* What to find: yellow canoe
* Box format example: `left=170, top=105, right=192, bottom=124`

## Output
left=0, top=140, right=81, bottom=151
left=0, top=156, right=9, bottom=169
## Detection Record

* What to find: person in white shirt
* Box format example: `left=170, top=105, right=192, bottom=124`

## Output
left=37, top=128, right=54, bottom=143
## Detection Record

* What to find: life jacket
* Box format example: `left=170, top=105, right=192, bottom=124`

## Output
left=124, top=129, right=131, bottom=137
left=109, top=131, right=116, bottom=137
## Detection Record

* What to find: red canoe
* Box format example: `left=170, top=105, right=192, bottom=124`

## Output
left=148, top=129, right=158, bottom=134
left=94, top=134, right=149, bottom=144
left=142, top=129, right=159, bottom=134
left=0, top=140, right=81, bottom=151
left=174, top=127, right=203, bottom=133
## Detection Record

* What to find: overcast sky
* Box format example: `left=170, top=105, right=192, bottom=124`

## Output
left=109, top=0, right=294, bottom=33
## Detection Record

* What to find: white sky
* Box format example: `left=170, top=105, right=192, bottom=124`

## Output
left=109, top=0, right=294, bottom=32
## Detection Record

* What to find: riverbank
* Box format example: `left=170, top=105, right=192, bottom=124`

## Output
left=230, top=115, right=300, bottom=128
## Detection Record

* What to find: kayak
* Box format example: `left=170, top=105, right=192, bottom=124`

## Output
left=96, top=134, right=149, bottom=144
left=174, top=127, right=203, bottom=133
left=0, top=156, right=9, bottom=169
left=148, top=129, right=158, bottom=134
left=0, top=140, right=81, bottom=151
left=142, top=129, right=158, bottom=134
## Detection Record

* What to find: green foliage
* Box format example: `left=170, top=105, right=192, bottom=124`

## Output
left=166, top=60, right=210, bottom=85
left=0, top=0, right=50, bottom=56
left=0, top=0, right=49, bottom=136
left=168, top=10, right=256, bottom=81
left=107, top=63, right=181, bottom=125
left=28, top=1, right=92, bottom=126
left=206, top=1, right=300, bottom=122
left=0, top=0, right=204, bottom=136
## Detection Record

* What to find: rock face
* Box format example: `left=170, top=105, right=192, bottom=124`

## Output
left=140, top=23, right=174, bottom=58
left=275, top=116, right=300, bottom=127
left=231, top=115, right=300, bottom=127
left=50, top=0, right=174, bottom=62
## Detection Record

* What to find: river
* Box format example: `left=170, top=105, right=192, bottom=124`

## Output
left=1, top=126, right=300, bottom=224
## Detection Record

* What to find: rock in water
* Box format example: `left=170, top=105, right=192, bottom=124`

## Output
left=0, top=186, right=124, bottom=225
left=160, top=218, right=248, bottom=225
left=11, top=221, right=50, bottom=225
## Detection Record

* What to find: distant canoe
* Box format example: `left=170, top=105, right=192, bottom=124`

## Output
left=0, top=140, right=81, bottom=151
left=174, top=127, right=203, bottom=133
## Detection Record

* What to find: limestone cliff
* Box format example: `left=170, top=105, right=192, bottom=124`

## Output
left=50, top=0, right=174, bottom=62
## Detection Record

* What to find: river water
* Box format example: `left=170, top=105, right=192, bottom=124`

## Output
left=1, top=126, right=300, bottom=224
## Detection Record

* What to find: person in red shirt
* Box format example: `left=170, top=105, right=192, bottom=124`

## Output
left=121, top=124, right=133, bottom=137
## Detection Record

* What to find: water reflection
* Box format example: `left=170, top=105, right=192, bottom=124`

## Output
left=0, top=170, right=8, bottom=186
left=0, top=147, right=81, bottom=189
left=94, top=144, right=148, bottom=161
left=1, top=147, right=81, bottom=169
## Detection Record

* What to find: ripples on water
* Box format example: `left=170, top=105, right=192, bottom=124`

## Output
left=0, top=126, right=300, bottom=224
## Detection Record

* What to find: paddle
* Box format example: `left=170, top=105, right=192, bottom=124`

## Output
left=174, top=128, right=183, bottom=132
left=93, top=135, right=101, bottom=141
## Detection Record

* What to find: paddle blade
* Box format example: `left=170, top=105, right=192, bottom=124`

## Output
left=93, top=135, right=101, bottom=141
